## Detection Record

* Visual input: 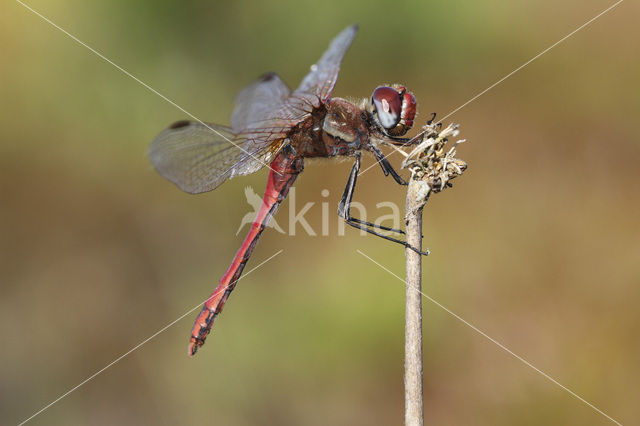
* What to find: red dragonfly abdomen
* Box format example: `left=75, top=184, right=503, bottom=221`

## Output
left=188, top=145, right=303, bottom=355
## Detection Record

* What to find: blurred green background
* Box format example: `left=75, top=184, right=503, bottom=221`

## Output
left=2, top=0, right=638, bottom=425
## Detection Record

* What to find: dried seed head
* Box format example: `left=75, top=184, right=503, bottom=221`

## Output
left=401, top=122, right=468, bottom=204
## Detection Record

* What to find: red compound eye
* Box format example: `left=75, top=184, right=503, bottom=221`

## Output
left=401, top=90, right=417, bottom=127
left=371, top=86, right=403, bottom=129
left=371, top=85, right=417, bottom=136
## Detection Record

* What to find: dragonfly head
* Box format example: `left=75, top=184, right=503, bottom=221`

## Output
left=370, top=85, right=417, bottom=137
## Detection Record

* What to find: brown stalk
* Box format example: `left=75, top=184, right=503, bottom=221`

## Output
left=397, top=122, right=467, bottom=426
left=404, top=181, right=427, bottom=426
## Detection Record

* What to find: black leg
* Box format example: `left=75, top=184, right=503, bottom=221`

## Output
left=350, top=217, right=405, bottom=235
left=369, top=146, right=425, bottom=238
left=338, top=155, right=429, bottom=256
left=338, top=153, right=403, bottom=235
left=371, top=145, right=407, bottom=186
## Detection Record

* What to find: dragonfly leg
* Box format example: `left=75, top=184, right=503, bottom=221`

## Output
left=371, top=144, right=407, bottom=186
left=188, top=146, right=303, bottom=356
left=338, top=154, right=429, bottom=256
left=349, top=217, right=405, bottom=234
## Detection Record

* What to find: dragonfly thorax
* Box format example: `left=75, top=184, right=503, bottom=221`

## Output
left=289, top=97, right=367, bottom=158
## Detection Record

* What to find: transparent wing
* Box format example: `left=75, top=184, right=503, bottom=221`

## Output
left=150, top=27, right=359, bottom=194
left=295, top=24, right=358, bottom=103
left=232, top=72, right=313, bottom=149
left=149, top=121, right=285, bottom=194
left=231, top=72, right=292, bottom=134
left=150, top=73, right=306, bottom=194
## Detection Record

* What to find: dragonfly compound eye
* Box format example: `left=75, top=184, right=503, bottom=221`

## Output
left=371, top=86, right=402, bottom=130
left=371, top=85, right=417, bottom=137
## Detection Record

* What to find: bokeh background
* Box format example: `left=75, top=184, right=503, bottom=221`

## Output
left=1, top=0, right=638, bottom=425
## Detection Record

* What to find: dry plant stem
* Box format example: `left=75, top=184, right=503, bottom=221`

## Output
left=398, top=121, right=466, bottom=425
left=404, top=179, right=426, bottom=426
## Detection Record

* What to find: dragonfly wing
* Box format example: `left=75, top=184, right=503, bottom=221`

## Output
left=232, top=72, right=310, bottom=155
left=231, top=72, right=291, bottom=134
left=149, top=121, right=284, bottom=194
left=295, top=24, right=358, bottom=102
left=152, top=28, right=360, bottom=194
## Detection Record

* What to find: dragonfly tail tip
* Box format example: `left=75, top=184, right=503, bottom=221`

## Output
left=188, top=341, right=198, bottom=357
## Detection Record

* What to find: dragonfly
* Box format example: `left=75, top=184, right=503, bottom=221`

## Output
left=150, top=24, right=429, bottom=356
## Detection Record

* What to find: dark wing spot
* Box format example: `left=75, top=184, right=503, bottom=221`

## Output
left=259, top=72, right=277, bottom=82
left=168, top=120, right=191, bottom=129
